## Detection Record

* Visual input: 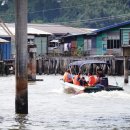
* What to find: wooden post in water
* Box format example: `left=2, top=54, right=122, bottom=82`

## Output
left=28, top=44, right=37, bottom=81
left=124, top=56, right=129, bottom=83
left=15, top=0, right=28, bottom=114
left=37, top=57, right=43, bottom=75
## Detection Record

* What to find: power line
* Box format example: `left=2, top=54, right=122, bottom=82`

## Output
left=29, top=4, right=86, bottom=14
left=0, top=4, right=85, bottom=16
left=52, top=13, right=130, bottom=24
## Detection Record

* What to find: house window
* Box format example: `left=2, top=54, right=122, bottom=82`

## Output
left=28, top=39, right=34, bottom=44
left=107, top=39, right=120, bottom=49
left=107, top=33, right=121, bottom=49
left=84, top=39, right=92, bottom=51
left=49, top=42, right=55, bottom=47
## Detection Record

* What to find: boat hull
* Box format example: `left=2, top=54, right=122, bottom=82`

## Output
left=61, top=81, right=84, bottom=94
left=61, top=81, right=124, bottom=94
left=84, top=85, right=123, bottom=93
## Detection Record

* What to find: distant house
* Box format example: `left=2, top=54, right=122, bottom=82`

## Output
left=87, top=20, right=130, bottom=75
left=62, top=33, right=87, bottom=56
left=4, top=24, right=52, bottom=57
left=28, top=23, right=96, bottom=56
left=89, top=20, right=130, bottom=56
left=60, top=21, right=130, bottom=74
left=60, top=29, right=96, bottom=56
left=26, top=28, right=51, bottom=56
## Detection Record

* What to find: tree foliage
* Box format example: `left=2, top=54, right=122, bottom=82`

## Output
left=0, top=0, right=130, bottom=28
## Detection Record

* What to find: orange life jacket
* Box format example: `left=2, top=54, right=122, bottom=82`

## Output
left=63, top=72, right=68, bottom=82
left=63, top=72, right=73, bottom=83
left=88, top=75, right=96, bottom=86
left=73, top=75, right=80, bottom=85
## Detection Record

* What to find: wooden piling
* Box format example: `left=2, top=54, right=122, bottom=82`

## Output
left=55, top=58, right=59, bottom=75
left=37, top=57, right=42, bottom=75
left=112, top=59, right=115, bottom=75
left=48, top=59, right=50, bottom=74
left=15, top=0, right=28, bottom=114
left=28, top=44, right=37, bottom=80
left=124, top=56, right=129, bottom=83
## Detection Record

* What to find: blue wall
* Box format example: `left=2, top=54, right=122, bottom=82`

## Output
left=0, top=37, right=11, bottom=60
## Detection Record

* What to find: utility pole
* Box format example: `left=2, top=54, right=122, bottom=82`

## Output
left=15, top=0, right=28, bottom=114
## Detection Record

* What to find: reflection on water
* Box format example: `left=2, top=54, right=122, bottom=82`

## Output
left=14, top=114, right=29, bottom=130
left=0, top=75, right=130, bottom=130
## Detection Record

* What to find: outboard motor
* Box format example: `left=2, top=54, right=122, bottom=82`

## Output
left=100, top=77, right=108, bottom=87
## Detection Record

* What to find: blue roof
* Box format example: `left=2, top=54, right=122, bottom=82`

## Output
left=93, top=20, right=130, bottom=34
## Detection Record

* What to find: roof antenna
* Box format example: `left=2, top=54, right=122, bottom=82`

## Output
left=1, top=0, right=8, bottom=6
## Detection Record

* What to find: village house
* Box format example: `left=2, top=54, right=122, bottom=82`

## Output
left=28, top=23, right=95, bottom=56
left=61, top=21, right=130, bottom=75
left=0, top=23, right=51, bottom=75
left=1, top=21, right=130, bottom=75
left=89, top=20, right=130, bottom=75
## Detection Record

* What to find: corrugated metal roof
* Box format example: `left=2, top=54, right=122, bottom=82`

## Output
left=93, top=20, right=130, bottom=34
left=28, top=23, right=95, bottom=35
left=69, top=59, right=106, bottom=68
left=28, top=27, right=51, bottom=35
left=5, top=23, right=94, bottom=36
left=0, top=27, right=10, bottom=36
left=0, top=24, right=52, bottom=36
left=0, top=38, right=9, bottom=43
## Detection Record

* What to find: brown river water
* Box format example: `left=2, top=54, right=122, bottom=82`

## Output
left=0, top=75, right=130, bottom=130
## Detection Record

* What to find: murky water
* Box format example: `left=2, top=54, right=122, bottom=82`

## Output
left=0, top=75, right=130, bottom=130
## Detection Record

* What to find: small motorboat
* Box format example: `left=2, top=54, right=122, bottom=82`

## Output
left=62, top=59, right=124, bottom=94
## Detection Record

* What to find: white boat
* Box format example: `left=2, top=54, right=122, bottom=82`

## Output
left=61, top=81, right=85, bottom=94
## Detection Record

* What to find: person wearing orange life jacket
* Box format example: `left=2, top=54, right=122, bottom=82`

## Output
left=73, top=73, right=81, bottom=86
left=63, top=69, right=73, bottom=83
left=87, top=72, right=96, bottom=86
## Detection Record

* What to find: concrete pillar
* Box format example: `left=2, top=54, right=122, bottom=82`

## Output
left=15, top=0, right=28, bottom=114
left=124, top=56, right=129, bottom=83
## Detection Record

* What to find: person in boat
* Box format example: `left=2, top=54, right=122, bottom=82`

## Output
left=80, top=77, right=88, bottom=86
left=63, top=69, right=73, bottom=83
left=73, top=72, right=81, bottom=86
left=94, top=69, right=108, bottom=89
left=96, top=67, right=105, bottom=77
left=87, top=72, right=96, bottom=87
